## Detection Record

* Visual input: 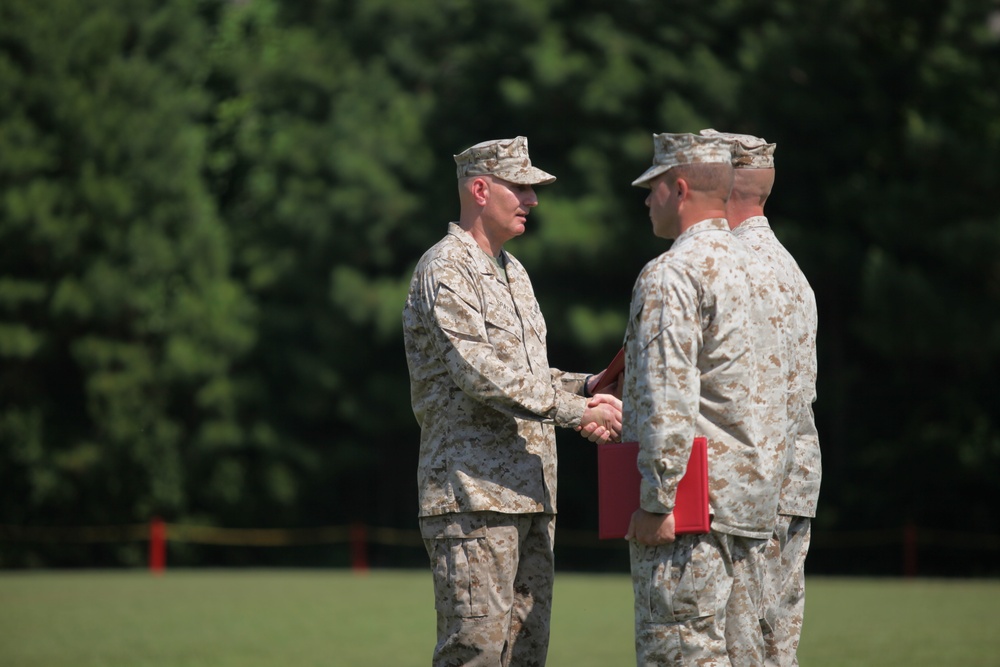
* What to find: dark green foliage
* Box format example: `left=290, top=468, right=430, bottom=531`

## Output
left=0, top=0, right=254, bottom=563
left=1, top=0, right=997, bottom=572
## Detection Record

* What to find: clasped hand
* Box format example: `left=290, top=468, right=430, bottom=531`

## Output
left=577, top=394, right=623, bottom=444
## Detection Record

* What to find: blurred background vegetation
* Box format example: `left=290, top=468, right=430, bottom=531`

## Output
left=2, top=0, right=998, bottom=574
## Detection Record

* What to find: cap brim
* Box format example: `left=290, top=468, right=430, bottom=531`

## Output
left=631, top=164, right=672, bottom=188
left=494, top=166, right=557, bottom=186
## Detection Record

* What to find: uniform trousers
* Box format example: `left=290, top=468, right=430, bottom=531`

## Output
left=764, top=514, right=811, bottom=666
left=420, top=511, right=555, bottom=667
left=630, top=530, right=769, bottom=667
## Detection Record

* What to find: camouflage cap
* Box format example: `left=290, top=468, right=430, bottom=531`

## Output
left=699, top=129, right=776, bottom=169
left=631, top=133, right=734, bottom=188
left=454, top=136, right=556, bottom=185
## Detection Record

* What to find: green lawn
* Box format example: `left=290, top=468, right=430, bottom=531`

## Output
left=0, top=570, right=997, bottom=666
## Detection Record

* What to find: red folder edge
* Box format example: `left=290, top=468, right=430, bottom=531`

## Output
left=592, top=347, right=624, bottom=393
left=597, top=436, right=709, bottom=540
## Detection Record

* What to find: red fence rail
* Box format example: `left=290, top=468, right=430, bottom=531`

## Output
left=3, top=520, right=999, bottom=576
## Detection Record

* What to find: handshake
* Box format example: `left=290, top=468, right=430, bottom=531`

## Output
left=576, top=367, right=624, bottom=445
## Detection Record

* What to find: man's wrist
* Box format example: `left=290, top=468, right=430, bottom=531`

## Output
left=582, top=374, right=593, bottom=397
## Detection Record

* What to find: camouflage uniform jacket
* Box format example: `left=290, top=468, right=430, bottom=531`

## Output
left=733, top=216, right=821, bottom=518
left=403, top=223, right=589, bottom=518
left=622, top=218, right=785, bottom=539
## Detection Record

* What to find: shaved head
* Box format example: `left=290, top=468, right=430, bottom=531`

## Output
left=731, top=168, right=775, bottom=207
left=670, top=163, right=735, bottom=201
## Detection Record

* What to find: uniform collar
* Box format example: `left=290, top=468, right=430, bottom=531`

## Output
left=739, top=215, right=771, bottom=230
left=675, top=217, right=730, bottom=243
left=447, top=222, right=512, bottom=280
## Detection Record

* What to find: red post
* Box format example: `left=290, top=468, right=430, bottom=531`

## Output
left=149, top=517, right=167, bottom=575
left=350, top=522, right=369, bottom=574
left=902, top=521, right=918, bottom=578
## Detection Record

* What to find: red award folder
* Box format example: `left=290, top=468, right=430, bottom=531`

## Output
left=592, top=347, right=624, bottom=393
left=597, top=436, right=710, bottom=539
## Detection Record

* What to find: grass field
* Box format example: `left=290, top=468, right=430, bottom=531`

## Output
left=1, top=570, right=998, bottom=666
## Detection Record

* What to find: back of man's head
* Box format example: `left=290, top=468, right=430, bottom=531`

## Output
left=699, top=128, right=776, bottom=208
left=731, top=168, right=775, bottom=206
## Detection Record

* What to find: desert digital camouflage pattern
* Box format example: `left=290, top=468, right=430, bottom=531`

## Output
left=403, top=223, right=589, bottom=518
left=420, top=512, right=555, bottom=667
left=621, top=217, right=785, bottom=664
left=621, top=218, right=785, bottom=539
left=624, top=133, right=785, bottom=664
left=631, top=532, right=769, bottom=666
left=733, top=216, right=820, bottom=518
left=703, top=128, right=821, bottom=665
left=631, top=133, right=735, bottom=187
left=700, top=128, right=777, bottom=169
left=454, top=136, right=557, bottom=185
left=763, top=514, right=811, bottom=666
left=739, top=222, right=796, bottom=527
left=735, top=216, right=820, bottom=667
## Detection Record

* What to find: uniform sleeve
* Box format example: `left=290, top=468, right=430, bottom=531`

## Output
left=791, top=284, right=821, bottom=486
left=551, top=369, right=589, bottom=396
left=418, top=259, right=587, bottom=429
left=629, top=263, right=702, bottom=514
left=802, top=288, right=819, bottom=403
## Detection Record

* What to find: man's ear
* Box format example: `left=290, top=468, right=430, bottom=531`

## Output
left=472, top=177, right=490, bottom=206
left=675, top=177, right=690, bottom=201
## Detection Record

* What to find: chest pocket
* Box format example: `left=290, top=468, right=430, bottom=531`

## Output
left=483, top=288, right=521, bottom=336
left=506, top=266, right=546, bottom=343
left=483, top=284, right=529, bottom=369
left=520, top=297, right=546, bottom=343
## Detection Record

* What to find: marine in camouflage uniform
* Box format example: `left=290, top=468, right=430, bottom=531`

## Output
left=403, top=136, right=622, bottom=667
left=623, top=133, right=789, bottom=666
left=702, top=130, right=821, bottom=667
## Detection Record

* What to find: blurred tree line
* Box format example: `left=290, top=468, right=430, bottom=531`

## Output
left=1, top=0, right=998, bottom=574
